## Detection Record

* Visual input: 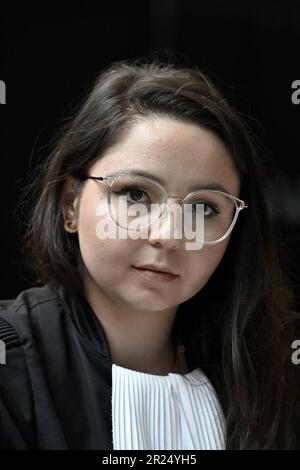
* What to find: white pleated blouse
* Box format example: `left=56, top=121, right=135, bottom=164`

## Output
left=112, top=364, right=226, bottom=450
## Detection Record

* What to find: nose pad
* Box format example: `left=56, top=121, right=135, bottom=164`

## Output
left=148, top=199, right=183, bottom=247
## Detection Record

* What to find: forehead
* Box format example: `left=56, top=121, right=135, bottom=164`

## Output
left=89, top=117, right=240, bottom=196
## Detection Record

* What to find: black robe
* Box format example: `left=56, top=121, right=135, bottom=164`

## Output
left=0, top=283, right=114, bottom=449
left=2, top=282, right=299, bottom=450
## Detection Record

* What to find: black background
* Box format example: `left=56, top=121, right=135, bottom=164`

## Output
left=0, top=0, right=299, bottom=305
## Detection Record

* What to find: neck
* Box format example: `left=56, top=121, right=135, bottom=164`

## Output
left=84, top=280, right=187, bottom=376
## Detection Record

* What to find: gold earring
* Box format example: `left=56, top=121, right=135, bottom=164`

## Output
left=64, top=220, right=78, bottom=234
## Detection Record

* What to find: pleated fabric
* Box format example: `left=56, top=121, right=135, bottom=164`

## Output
left=112, top=364, right=225, bottom=450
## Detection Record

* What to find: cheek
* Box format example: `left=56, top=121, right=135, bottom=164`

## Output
left=77, top=196, right=138, bottom=278
left=78, top=191, right=115, bottom=249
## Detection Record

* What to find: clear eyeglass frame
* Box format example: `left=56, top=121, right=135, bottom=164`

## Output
left=77, top=173, right=249, bottom=245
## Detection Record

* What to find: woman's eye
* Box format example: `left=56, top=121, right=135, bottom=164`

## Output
left=192, top=203, right=220, bottom=216
left=117, top=187, right=150, bottom=203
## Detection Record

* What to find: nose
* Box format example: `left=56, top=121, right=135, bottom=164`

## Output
left=148, top=199, right=183, bottom=249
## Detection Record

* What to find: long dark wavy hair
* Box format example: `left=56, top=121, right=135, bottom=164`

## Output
left=18, top=55, right=300, bottom=449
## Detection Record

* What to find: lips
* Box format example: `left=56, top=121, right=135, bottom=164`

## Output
left=132, top=265, right=179, bottom=283
left=133, top=264, right=178, bottom=275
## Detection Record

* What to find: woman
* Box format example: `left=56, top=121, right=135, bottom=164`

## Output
left=0, top=57, right=299, bottom=449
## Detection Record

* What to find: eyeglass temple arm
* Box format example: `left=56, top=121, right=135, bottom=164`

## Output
left=76, top=175, right=107, bottom=182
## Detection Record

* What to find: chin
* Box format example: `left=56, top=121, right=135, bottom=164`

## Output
left=124, top=295, right=177, bottom=312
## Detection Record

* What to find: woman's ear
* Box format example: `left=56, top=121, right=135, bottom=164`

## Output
left=61, top=175, right=81, bottom=228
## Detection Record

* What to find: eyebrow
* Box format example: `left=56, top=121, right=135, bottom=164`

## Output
left=106, top=169, right=231, bottom=194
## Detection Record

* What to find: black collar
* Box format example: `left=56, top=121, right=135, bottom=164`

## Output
left=52, top=282, right=112, bottom=363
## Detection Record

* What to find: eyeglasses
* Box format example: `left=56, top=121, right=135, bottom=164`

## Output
left=77, top=173, right=248, bottom=245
